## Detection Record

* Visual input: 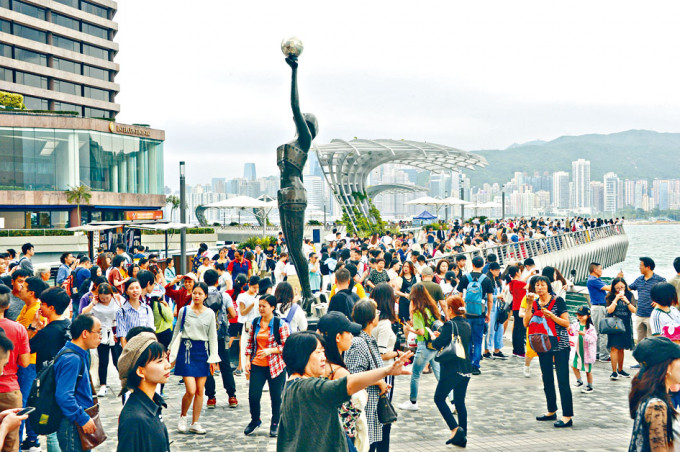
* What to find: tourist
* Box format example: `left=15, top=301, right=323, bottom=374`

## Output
left=196, top=256, right=212, bottom=282
left=508, top=266, right=527, bottom=358
left=419, top=267, right=445, bottom=318
left=629, top=257, right=667, bottom=343
left=274, top=252, right=288, bottom=285
left=127, top=263, right=140, bottom=280
left=483, top=262, right=507, bottom=360
left=605, top=277, right=636, bottom=379
left=56, top=252, right=76, bottom=286
left=203, top=269, right=238, bottom=409
left=345, top=300, right=389, bottom=451
left=628, top=336, right=680, bottom=451
left=570, top=306, right=596, bottom=393
left=433, top=259, right=449, bottom=284
left=191, top=243, right=209, bottom=274
left=670, top=257, right=680, bottom=300
left=164, top=258, right=176, bottom=284
left=308, top=253, right=321, bottom=293
left=17, top=243, right=34, bottom=274
left=371, top=283, right=400, bottom=451
left=238, top=276, right=260, bottom=380
left=0, top=285, right=29, bottom=452
left=108, top=255, right=129, bottom=294
left=318, top=311, right=366, bottom=452
left=244, top=294, right=289, bottom=437
left=431, top=295, right=471, bottom=447
left=456, top=256, right=493, bottom=375
left=54, top=314, right=102, bottom=452
left=165, top=273, right=197, bottom=317
left=365, top=258, right=390, bottom=294
left=228, top=274, right=247, bottom=375
left=586, top=262, right=612, bottom=362
left=524, top=275, right=573, bottom=428
left=399, top=284, right=442, bottom=411
left=116, top=332, right=171, bottom=452
left=276, top=331, right=412, bottom=452
left=650, top=282, right=680, bottom=336
left=115, top=278, right=155, bottom=348
left=328, top=268, right=359, bottom=318
left=395, top=261, right=418, bottom=322
left=228, top=250, right=250, bottom=280
left=276, top=282, right=307, bottom=332
left=77, top=276, right=106, bottom=314
left=8, top=270, right=30, bottom=321
left=519, top=277, right=541, bottom=377
left=169, top=282, right=220, bottom=435
left=215, top=262, right=233, bottom=291
left=81, top=283, right=123, bottom=397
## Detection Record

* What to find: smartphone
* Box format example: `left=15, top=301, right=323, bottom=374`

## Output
left=17, top=407, right=35, bottom=416
left=425, top=327, right=435, bottom=338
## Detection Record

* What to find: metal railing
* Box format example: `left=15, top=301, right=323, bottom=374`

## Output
left=427, top=224, right=629, bottom=283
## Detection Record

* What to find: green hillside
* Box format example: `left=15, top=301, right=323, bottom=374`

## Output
left=467, top=130, right=680, bottom=187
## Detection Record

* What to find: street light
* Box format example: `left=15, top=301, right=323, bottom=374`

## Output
left=501, top=184, right=506, bottom=219
left=179, top=161, right=186, bottom=275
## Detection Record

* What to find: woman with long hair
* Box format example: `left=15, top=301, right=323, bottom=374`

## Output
left=541, top=266, right=568, bottom=299
left=524, top=275, right=573, bottom=428
left=395, top=261, right=418, bottom=322
left=245, top=251, right=258, bottom=278
left=432, top=295, right=472, bottom=447
left=275, top=281, right=307, bottom=332
left=108, top=254, right=129, bottom=294
left=82, top=282, right=124, bottom=396
left=606, top=277, right=636, bottom=380
left=399, top=284, right=442, bottom=412
left=629, top=337, right=680, bottom=451
left=149, top=267, right=174, bottom=350
left=318, top=312, right=366, bottom=452
left=228, top=274, right=248, bottom=375
left=169, top=282, right=220, bottom=435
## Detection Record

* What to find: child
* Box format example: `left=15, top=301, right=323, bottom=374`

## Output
left=570, top=305, right=597, bottom=393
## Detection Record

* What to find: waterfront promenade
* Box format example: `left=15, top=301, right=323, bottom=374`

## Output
left=95, top=339, right=633, bottom=451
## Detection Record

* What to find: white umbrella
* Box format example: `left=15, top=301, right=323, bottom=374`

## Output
left=405, top=196, right=442, bottom=206
left=442, top=197, right=471, bottom=206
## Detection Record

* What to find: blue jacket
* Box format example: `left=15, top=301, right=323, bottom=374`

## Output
left=54, top=342, right=93, bottom=427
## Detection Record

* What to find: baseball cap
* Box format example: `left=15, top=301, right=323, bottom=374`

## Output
left=633, top=336, right=680, bottom=368
left=317, top=312, right=362, bottom=336
left=182, top=273, right=198, bottom=282
left=576, top=305, right=591, bottom=316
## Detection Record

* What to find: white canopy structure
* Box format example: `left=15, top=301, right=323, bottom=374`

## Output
left=203, top=195, right=269, bottom=209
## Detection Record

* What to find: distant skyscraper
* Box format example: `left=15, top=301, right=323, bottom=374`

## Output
left=552, top=171, right=570, bottom=209
left=603, top=172, right=619, bottom=214
left=244, top=163, right=256, bottom=181
left=590, top=181, right=604, bottom=213
left=572, top=159, right=591, bottom=210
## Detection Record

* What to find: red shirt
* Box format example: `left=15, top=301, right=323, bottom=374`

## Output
left=164, top=284, right=192, bottom=314
left=226, top=289, right=242, bottom=324
left=509, top=279, right=527, bottom=311
left=0, top=318, right=29, bottom=393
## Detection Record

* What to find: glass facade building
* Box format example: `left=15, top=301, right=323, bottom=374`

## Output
left=0, top=126, right=164, bottom=194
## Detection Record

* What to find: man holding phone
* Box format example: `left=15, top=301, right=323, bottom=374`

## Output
left=586, top=263, right=611, bottom=362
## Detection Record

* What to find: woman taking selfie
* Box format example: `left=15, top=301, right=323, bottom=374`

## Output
left=523, top=275, right=573, bottom=428
left=605, top=277, right=636, bottom=380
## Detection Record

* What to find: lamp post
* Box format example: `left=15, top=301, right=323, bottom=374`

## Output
left=501, top=185, right=506, bottom=219
left=179, top=161, right=186, bottom=275
left=459, top=173, right=465, bottom=221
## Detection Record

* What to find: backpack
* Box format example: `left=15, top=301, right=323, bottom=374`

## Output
left=283, top=304, right=299, bottom=332
left=205, top=288, right=223, bottom=313
left=61, top=274, right=74, bottom=296
left=216, top=293, right=234, bottom=339
left=250, top=316, right=284, bottom=356
left=464, top=274, right=487, bottom=316
left=28, top=348, right=84, bottom=435
left=527, top=298, right=558, bottom=353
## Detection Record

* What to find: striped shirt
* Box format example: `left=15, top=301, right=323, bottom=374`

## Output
left=650, top=307, right=680, bottom=336
left=115, top=301, right=155, bottom=339
left=630, top=273, right=666, bottom=317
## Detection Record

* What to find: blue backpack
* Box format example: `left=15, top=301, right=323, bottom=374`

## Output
left=464, top=274, right=487, bottom=316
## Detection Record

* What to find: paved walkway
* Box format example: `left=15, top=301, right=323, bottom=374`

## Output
left=86, top=338, right=634, bottom=451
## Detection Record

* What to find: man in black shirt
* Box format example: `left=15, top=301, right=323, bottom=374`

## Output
left=328, top=268, right=358, bottom=319
left=456, top=256, right=494, bottom=375
left=29, top=287, right=71, bottom=372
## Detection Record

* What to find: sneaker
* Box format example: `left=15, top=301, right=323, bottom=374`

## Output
left=482, top=352, right=492, bottom=359
left=572, top=380, right=583, bottom=388
left=598, top=357, right=611, bottom=362
left=513, top=352, right=526, bottom=358
left=618, top=369, right=631, bottom=378
left=207, top=398, right=216, bottom=409
left=229, top=396, right=238, bottom=408
left=471, top=367, right=481, bottom=376
left=630, top=363, right=641, bottom=369
left=97, top=386, right=107, bottom=397
left=244, top=420, right=262, bottom=436
left=610, top=372, right=619, bottom=380
left=581, top=386, right=594, bottom=393
left=398, top=401, right=419, bottom=411
left=189, top=422, right=207, bottom=435
left=270, top=422, right=279, bottom=437
left=493, top=351, right=508, bottom=360
left=523, top=366, right=531, bottom=378
left=20, top=440, right=40, bottom=452
left=177, top=416, right=189, bottom=433
left=234, top=369, right=243, bottom=376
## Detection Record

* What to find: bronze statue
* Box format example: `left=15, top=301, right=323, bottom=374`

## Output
left=278, top=40, right=317, bottom=311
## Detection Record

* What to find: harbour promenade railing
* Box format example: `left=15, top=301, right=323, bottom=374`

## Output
left=429, top=224, right=629, bottom=284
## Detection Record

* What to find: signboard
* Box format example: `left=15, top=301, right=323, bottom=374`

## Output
left=124, top=211, right=163, bottom=221
left=108, top=122, right=151, bottom=137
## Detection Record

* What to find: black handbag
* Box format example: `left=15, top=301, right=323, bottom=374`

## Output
left=363, top=338, right=398, bottom=424
left=599, top=316, right=625, bottom=335
left=435, top=321, right=466, bottom=363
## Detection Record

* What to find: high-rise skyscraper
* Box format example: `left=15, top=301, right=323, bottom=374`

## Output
left=552, top=171, right=570, bottom=209
left=572, top=159, right=591, bottom=210
left=590, top=181, right=604, bottom=213
left=244, top=162, right=256, bottom=181
left=603, top=172, right=619, bottom=214
left=0, top=1, right=120, bottom=118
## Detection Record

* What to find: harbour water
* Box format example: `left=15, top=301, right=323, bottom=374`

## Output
left=602, top=224, right=680, bottom=280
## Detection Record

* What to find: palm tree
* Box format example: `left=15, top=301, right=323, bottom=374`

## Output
left=166, top=195, right=180, bottom=220
left=65, top=184, right=92, bottom=226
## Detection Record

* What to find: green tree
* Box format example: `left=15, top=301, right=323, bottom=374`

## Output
left=64, top=184, right=92, bottom=226
left=166, top=195, right=180, bottom=219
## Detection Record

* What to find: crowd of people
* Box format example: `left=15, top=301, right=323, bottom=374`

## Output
left=1, top=214, right=680, bottom=450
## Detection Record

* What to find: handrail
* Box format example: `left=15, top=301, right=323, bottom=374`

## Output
left=426, top=224, right=627, bottom=269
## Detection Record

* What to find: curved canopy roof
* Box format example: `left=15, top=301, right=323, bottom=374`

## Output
left=365, top=183, right=428, bottom=198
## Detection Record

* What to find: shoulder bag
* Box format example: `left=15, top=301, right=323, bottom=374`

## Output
left=363, top=338, right=398, bottom=424
left=435, top=321, right=466, bottom=363
left=75, top=369, right=107, bottom=449
left=599, top=316, right=625, bottom=335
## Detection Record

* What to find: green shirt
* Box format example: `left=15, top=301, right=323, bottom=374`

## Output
left=413, top=308, right=433, bottom=342
left=152, top=300, right=173, bottom=333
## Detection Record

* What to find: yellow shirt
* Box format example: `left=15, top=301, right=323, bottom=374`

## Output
left=330, top=282, right=367, bottom=299
left=17, top=301, right=42, bottom=364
